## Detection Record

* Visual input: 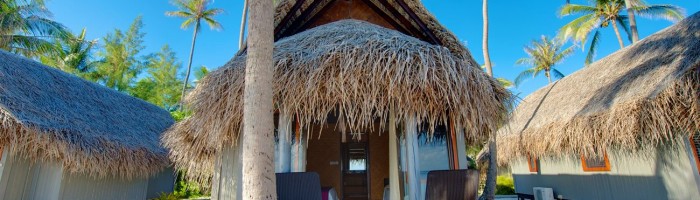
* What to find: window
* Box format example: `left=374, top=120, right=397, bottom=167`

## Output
left=689, top=134, right=700, bottom=173
left=527, top=154, right=539, bottom=173
left=581, top=151, right=611, bottom=172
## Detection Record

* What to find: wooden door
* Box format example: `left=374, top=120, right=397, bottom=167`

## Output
left=341, top=136, right=370, bottom=200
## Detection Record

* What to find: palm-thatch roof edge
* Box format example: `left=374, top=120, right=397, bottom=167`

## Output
left=0, top=50, right=174, bottom=179
left=163, top=19, right=510, bottom=183
left=497, top=12, right=700, bottom=165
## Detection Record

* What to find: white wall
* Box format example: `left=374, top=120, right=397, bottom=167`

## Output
left=146, top=167, right=175, bottom=199
left=0, top=152, right=155, bottom=200
left=511, top=142, right=700, bottom=200
left=60, top=172, right=148, bottom=200
left=0, top=151, right=63, bottom=200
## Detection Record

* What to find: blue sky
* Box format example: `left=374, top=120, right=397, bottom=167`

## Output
left=47, top=0, right=700, bottom=98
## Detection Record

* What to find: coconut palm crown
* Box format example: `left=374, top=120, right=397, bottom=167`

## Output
left=558, top=0, right=684, bottom=65
left=515, top=36, right=575, bottom=86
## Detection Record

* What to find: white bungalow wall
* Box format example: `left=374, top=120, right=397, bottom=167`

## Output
left=146, top=167, right=176, bottom=199
left=510, top=140, right=700, bottom=200
left=60, top=172, right=148, bottom=200
left=0, top=151, right=168, bottom=200
left=0, top=150, right=62, bottom=200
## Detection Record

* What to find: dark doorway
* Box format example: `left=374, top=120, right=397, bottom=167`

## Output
left=341, top=135, right=370, bottom=200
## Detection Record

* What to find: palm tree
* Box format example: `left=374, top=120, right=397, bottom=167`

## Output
left=558, top=0, right=629, bottom=65
left=39, top=28, right=98, bottom=80
left=559, top=0, right=684, bottom=65
left=514, top=36, right=574, bottom=85
left=241, top=0, right=276, bottom=199
left=0, top=0, right=68, bottom=57
left=481, top=0, right=497, bottom=199
left=166, top=0, right=223, bottom=103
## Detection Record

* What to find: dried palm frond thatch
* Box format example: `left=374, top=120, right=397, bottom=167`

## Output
left=0, top=50, right=174, bottom=179
left=162, top=20, right=510, bottom=181
left=498, top=12, right=700, bottom=165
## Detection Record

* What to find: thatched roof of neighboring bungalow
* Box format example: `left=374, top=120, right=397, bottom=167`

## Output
left=163, top=19, right=509, bottom=179
left=498, top=12, right=700, bottom=165
left=0, top=51, right=174, bottom=179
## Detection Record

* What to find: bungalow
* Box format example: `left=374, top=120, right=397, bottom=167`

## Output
left=0, top=50, right=176, bottom=199
left=497, top=12, right=700, bottom=200
left=162, top=0, right=509, bottom=199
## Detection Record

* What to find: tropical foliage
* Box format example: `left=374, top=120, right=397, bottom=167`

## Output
left=94, top=17, right=147, bottom=92
left=0, top=0, right=67, bottom=57
left=558, top=0, right=685, bottom=64
left=129, top=45, right=183, bottom=110
left=39, top=28, right=98, bottom=80
left=515, top=36, right=575, bottom=85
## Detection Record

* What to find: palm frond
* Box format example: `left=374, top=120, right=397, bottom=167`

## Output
left=180, top=18, right=196, bottom=30
left=165, top=11, right=193, bottom=18
left=559, top=4, right=597, bottom=17
left=635, top=4, right=686, bottom=22
left=551, top=68, right=566, bottom=79
left=616, top=16, right=632, bottom=42
left=585, top=30, right=602, bottom=66
left=202, top=17, right=222, bottom=30
left=514, top=68, right=538, bottom=87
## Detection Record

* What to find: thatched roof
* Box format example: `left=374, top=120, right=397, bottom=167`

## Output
left=498, top=12, right=700, bottom=164
left=163, top=19, right=509, bottom=181
left=0, top=51, right=174, bottom=179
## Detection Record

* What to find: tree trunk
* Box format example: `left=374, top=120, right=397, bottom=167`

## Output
left=241, top=0, right=276, bottom=199
left=482, top=0, right=493, bottom=77
left=481, top=0, right=497, bottom=200
left=546, top=70, right=552, bottom=84
left=180, top=21, right=200, bottom=103
left=611, top=19, right=625, bottom=49
left=625, top=0, right=640, bottom=43
left=238, top=0, right=249, bottom=49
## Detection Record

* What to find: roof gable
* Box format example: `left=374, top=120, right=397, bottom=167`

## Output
left=271, top=0, right=473, bottom=60
left=274, top=0, right=436, bottom=44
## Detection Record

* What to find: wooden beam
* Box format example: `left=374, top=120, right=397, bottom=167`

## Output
left=278, top=0, right=324, bottom=39
left=394, top=0, right=442, bottom=45
left=362, top=0, right=415, bottom=36
left=373, top=0, right=425, bottom=40
left=296, top=0, right=337, bottom=34
left=274, top=0, right=307, bottom=40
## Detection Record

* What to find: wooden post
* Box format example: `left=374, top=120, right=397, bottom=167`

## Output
left=276, top=113, right=292, bottom=173
left=454, top=121, right=468, bottom=169
left=388, top=106, right=401, bottom=199
left=291, top=119, right=306, bottom=172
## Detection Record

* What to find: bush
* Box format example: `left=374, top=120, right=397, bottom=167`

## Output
left=495, top=175, right=516, bottom=195
left=151, top=192, right=180, bottom=200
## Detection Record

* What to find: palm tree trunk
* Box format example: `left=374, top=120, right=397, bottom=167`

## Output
left=238, top=0, right=249, bottom=49
left=180, top=20, right=200, bottom=103
left=625, top=0, right=640, bottom=43
left=482, top=0, right=493, bottom=77
left=241, top=0, right=276, bottom=199
left=546, top=70, right=552, bottom=83
left=611, top=19, right=625, bottom=49
left=481, top=0, right=497, bottom=200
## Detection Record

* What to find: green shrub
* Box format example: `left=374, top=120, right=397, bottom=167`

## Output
left=150, top=192, right=180, bottom=200
left=495, top=175, right=516, bottom=195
